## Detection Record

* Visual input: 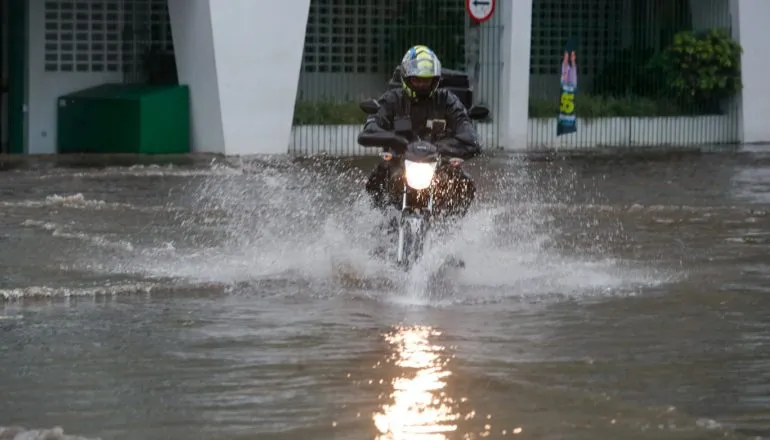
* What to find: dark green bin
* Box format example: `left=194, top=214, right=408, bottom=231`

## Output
left=57, top=83, right=190, bottom=154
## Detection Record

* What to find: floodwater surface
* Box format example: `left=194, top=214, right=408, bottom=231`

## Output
left=1, top=150, right=770, bottom=440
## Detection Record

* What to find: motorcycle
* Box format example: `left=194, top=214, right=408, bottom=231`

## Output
left=358, top=99, right=489, bottom=271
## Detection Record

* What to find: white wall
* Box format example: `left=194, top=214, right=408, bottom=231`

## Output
left=167, top=0, right=223, bottom=154
left=732, top=0, right=770, bottom=144
left=26, top=1, right=123, bottom=155
left=169, top=0, right=310, bottom=155
left=499, top=0, right=533, bottom=150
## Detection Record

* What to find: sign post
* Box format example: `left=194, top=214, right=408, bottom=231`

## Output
left=465, top=0, right=496, bottom=24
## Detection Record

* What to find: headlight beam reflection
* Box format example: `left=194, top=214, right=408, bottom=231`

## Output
left=372, top=325, right=462, bottom=440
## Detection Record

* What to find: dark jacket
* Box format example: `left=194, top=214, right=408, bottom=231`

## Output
left=357, top=88, right=482, bottom=159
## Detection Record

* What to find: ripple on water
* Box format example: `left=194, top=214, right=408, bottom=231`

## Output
left=0, top=426, right=99, bottom=440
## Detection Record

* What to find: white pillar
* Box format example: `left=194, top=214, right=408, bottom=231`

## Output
left=168, top=0, right=310, bottom=155
left=731, top=0, right=770, bottom=144
left=498, top=0, right=533, bottom=150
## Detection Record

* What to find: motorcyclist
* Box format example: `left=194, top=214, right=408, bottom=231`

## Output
left=357, top=45, right=482, bottom=226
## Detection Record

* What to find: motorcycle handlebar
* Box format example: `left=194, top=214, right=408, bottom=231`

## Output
left=380, top=151, right=465, bottom=167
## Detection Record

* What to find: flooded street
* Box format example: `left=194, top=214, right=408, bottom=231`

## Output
left=2, top=149, right=770, bottom=440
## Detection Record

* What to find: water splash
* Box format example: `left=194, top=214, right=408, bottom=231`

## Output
left=5, top=158, right=669, bottom=302
left=114, top=157, right=665, bottom=305
left=0, top=426, right=99, bottom=440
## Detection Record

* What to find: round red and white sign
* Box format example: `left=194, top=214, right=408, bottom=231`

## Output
left=465, top=0, right=496, bottom=24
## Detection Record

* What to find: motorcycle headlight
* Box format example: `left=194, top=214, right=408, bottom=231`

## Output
left=404, top=160, right=437, bottom=190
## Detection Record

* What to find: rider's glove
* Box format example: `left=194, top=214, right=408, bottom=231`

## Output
left=435, top=138, right=465, bottom=159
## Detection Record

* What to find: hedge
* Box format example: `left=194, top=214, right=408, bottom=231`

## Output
left=293, top=94, right=705, bottom=125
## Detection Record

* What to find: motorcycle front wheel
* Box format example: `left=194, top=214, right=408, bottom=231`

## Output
left=396, top=214, right=428, bottom=271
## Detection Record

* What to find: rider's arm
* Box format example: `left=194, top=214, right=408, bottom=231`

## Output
left=357, top=91, right=408, bottom=151
left=438, top=90, right=482, bottom=159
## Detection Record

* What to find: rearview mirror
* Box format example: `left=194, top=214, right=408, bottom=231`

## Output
left=468, top=105, right=490, bottom=120
left=359, top=99, right=380, bottom=115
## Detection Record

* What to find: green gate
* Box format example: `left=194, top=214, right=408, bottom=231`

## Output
left=527, top=0, right=741, bottom=149
left=290, top=0, right=503, bottom=156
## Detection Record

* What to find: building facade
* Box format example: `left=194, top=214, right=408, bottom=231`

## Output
left=3, top=0, right=770, bottom=155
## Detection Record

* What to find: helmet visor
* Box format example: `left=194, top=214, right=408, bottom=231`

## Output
left=402, top=57, right=441, bottom=79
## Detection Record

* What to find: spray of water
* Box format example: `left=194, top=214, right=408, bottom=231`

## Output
left=115, top=156, right=667, bottom=306
left=0, top=425, right=98, bottom=440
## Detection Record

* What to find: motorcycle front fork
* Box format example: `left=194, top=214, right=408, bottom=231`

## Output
left=396, top=186, right=433, bottom=264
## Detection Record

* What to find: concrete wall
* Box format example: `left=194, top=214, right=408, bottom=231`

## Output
left=166, top=0, right=222, bottom=154
left=731, top=0, right=770, bottom=143
left=498, top=0, right=533, bottom=150
left=168, top=0, right=310, bottom=155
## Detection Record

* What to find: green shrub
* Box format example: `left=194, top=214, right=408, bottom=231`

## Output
left=658, top=28, right=743, bottom=113
left=293, top=100, right=364, bottom=125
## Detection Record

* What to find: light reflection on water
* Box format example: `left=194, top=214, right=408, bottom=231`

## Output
left=372, top=325, right=461, bottom=440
